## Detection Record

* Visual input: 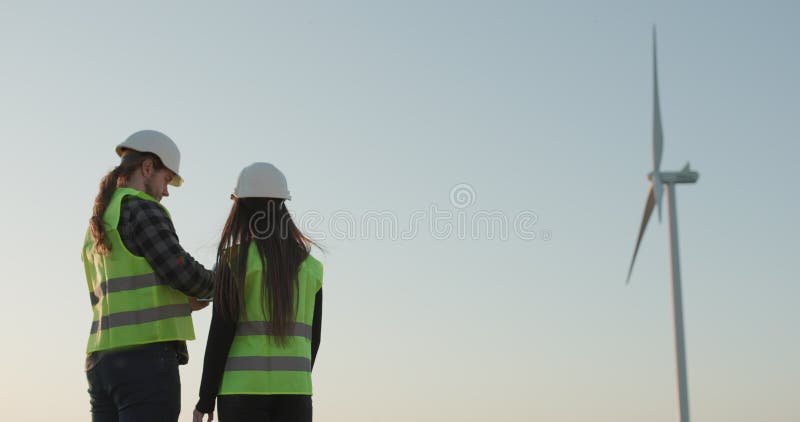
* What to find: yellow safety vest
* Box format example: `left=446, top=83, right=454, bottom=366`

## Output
left=219, top=242, right=323, bottom=395
left=83, top=187, right=194, bottom=353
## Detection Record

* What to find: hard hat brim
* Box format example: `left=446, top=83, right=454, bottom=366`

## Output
left=116, top=146, right=184, bottom=187
left=231, top=192, right=291, bottom=200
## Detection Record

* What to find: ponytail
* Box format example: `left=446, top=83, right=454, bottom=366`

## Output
left=89, top=152, right=165, bottom=255
left=90, top=166, right=123, bottom=254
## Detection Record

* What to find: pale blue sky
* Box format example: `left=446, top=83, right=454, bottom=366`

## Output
left=0, top=1, right=797, bottom=421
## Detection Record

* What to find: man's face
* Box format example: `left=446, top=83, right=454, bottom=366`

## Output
left=143, top=166, right=174, bottom=202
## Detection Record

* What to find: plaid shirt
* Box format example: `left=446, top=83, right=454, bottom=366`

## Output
left=86, top=196, right=213, bottom=369
left=118, top=196, right=214, bottom=299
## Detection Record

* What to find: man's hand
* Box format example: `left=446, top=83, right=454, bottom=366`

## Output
left=193, top=408, right=214, bottom=422
left=189, top=297, right=211, bottom=312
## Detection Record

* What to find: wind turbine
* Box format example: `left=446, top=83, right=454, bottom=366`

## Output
left=625, top=27, right=699, bottom=422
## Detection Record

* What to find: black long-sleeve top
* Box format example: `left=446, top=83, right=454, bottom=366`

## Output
left=195, top=289, right=322, bottom=413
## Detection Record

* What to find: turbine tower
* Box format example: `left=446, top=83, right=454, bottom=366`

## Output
left=626, top=27, right=699, bottom=422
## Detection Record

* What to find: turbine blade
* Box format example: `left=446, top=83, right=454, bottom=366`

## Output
left=626, top=184, right=656, bottom=284
left=652, top=27, right=663, bottom=172
left=652, top=26, right=664, bottom=223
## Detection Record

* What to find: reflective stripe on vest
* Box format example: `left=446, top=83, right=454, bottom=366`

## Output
left=89, top=273, right=164, bottom=305
left=219, top=242, right=322, bottom=396
left=83, top=188, right=195, bottom=353
left=235, top=322, right=313, bottom=340
left=225, top=356, right=312, bottom=372
left=89, top=303, right=192, bottom=334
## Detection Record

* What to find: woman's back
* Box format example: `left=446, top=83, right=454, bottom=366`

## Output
left=194, top=162, right=323, bottom=422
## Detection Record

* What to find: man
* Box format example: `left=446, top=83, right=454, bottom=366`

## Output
left=83, top=130, right=212, bottom=421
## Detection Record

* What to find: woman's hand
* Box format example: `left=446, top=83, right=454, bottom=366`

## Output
left=193, top=408, right=214, bottom=422
left=189, top=297, right=211, bottom=312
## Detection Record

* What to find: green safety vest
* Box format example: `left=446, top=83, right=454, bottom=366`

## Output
left=219, top=242, right=323, bottom=395
left=83, top=187, right=195, bottom=354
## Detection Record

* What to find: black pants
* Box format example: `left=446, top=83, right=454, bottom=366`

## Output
left=218, top=395, right=312, bottom=422
left=86, top=342, right=181, bottom=422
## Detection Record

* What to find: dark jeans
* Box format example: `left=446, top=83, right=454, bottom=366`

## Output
left=86, top=342, right=181, bottom=422
left=218, top=395, right=312, bottom=422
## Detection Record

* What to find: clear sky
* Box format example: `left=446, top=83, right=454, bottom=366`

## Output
left=1, top=1, right=797, bottom=421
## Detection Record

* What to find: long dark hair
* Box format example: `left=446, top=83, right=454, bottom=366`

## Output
left=90, top=152, right=165, bottom=255
left=214, top=197, right=317, bottom=346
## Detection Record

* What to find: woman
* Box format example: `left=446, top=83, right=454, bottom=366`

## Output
left=194, top=162, right=323, bottom=422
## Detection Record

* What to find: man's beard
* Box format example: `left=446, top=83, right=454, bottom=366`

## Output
left=143, top=180, right=161, bottom=201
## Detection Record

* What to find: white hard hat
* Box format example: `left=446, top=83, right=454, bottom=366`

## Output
left=233, top=162, right=291, bottom=200
left=116, top=130, right=183, bottom=187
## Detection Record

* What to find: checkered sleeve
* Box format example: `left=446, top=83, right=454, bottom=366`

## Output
left=124, top=198, right=214, bottom=299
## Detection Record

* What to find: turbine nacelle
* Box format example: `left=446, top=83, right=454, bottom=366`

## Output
left=660, top=163, right=700, bottom=184
left=649, top=164, right=700, bottom=184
